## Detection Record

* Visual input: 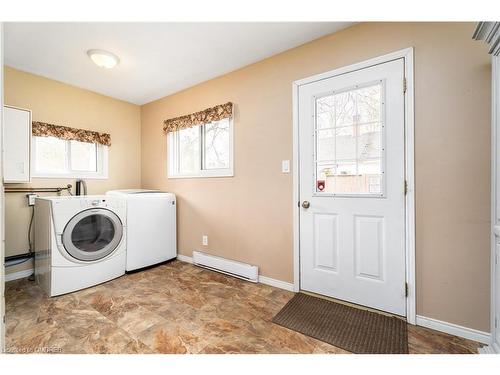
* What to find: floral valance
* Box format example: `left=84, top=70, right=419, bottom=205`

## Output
left=32, top=121, right=111, bottom=146
left=163, top=102, right=233, bottom=133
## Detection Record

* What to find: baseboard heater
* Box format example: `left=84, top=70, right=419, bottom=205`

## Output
left=192, top=250, right=259, bottom=283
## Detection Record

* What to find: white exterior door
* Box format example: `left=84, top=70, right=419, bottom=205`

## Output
left=299, top=59, right=407, bottom=316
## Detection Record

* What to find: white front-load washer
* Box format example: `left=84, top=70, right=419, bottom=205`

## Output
left=34, top=195, right=127, bottom=297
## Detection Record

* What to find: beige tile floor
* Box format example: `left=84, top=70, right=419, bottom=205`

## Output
left=5, top=260, right=482, bottom=354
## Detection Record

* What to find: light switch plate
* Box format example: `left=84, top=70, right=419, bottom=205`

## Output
left=282, top=160, right=290, bottom=173
left=202, top=235, right=208, bottom=246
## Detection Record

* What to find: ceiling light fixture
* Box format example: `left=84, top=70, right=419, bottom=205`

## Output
left=87, top=49, right=120, bottom=69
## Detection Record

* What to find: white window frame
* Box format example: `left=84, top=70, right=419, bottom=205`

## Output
left=31, top=136, right=109, bottom=179
left=167, top=118, right=234, bottom=178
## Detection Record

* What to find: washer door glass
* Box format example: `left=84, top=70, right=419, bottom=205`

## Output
left=62, top=208, right=123, bottom=261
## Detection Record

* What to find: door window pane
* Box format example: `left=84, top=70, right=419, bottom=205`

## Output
left=333, top=90, right=356, bottom=127
left=204, top=119, right=230, bottom=169
left=316, top=163, right=334, bottom=192
left=335, top=126, right=356, bottom=161
left=316, top=96, right=336, bottom=129
left=70, top=140, right=97, bottom=171
left=358, top=123, right=381, bottom=160
left=316, top=129, right=335, bottom=162
left=358, top=159, right=382, bottom=175
left=34, top=136, right=67, bottom=173
left=356, top=85, right=382, bottom=124
left=314, top=82, right=384, bottom=195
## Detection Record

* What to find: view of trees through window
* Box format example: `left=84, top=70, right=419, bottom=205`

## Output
left=204, top=120, right=230, bottom=170
left=178, top=126, right=200, bottom=174
left=173, top=118, right=231, bottom=176
left=34, top=136, right=98, bottom=175
left=34, top=136, right=67, bottom=173
left=70, top=140, right=97, bottom=172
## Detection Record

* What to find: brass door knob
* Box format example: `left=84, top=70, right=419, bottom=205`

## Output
left=302, top=201, right=310, bottom=209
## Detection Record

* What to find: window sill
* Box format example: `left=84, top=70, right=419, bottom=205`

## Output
left=167, top=171, right=234, bottom=179
left=32, top=174, right=108, bottom=180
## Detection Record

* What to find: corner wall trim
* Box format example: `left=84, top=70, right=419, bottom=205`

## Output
left=176, top=255, right=294, bottom=292
left=416, top=315, right=491, bottom=345
left=5, top=268, right=34, bottom=282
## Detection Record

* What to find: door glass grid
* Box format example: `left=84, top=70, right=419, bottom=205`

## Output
left=314, top=81, right=385, bottom=195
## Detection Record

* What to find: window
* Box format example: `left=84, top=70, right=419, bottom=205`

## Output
left=314, top=81, right=385, bottom=196
left=32, top=136, right=108, bottom=179
left=168, top=118, right=233, bottom=178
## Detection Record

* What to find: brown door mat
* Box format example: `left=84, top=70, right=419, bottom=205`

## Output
left=272, top=293, right=409, bottom=354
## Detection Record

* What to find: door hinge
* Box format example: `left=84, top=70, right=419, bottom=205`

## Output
left=403, top=77, right=407, bottom=94
left=495, top=317, right=498, bottom=329
left=405, top=282, right=409, bottom=297
left=404, top=180, right=408, bottom=195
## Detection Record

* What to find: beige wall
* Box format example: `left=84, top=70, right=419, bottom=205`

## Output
left=141, top=22, right=492, bottom=331
left=4, top=67, right=142, bottom=275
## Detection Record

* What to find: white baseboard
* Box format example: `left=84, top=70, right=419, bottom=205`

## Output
left=176, top=254, right=193, bottom=264
left=176, top=254, right=294, bottom=292
left=416, top=315, right=491, bottom=345
left=258, top=275, right=294, bottom=292
left=5, top=268, right=34, bottom=282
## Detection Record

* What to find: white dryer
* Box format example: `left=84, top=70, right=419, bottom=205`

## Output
left=106, top=189, right=176, bottom=271
left=34, top=195, right=127, bottom=297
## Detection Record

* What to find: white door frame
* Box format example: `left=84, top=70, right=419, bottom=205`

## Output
left=292, top=47, right=416, bottom=324
left=0, top=21, right=5, bottom=351
left=483, top=55, right=500, bottom=353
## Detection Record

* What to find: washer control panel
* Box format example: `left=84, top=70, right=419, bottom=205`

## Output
left=80, top=196, right=126, bottom=211
left=91, top=199, right=103, bottom=207
left=80, top=198, right=108, bottom=208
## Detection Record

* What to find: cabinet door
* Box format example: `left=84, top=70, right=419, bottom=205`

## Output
left=3, top=106, right=31, bottom=183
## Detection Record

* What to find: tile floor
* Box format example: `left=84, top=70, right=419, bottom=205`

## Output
left=5, top=260, right=482, bottom=354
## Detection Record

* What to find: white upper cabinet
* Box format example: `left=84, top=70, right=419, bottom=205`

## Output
left=3, top=105, right=32, bottom=183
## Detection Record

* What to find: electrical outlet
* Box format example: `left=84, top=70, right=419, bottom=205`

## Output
left=202, top=235, right=208, bottom=246
left=27, top=193, right=38, bottom=206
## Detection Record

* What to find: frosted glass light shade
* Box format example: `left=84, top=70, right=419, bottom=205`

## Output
left=87, top=49, right=119, bottom=69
